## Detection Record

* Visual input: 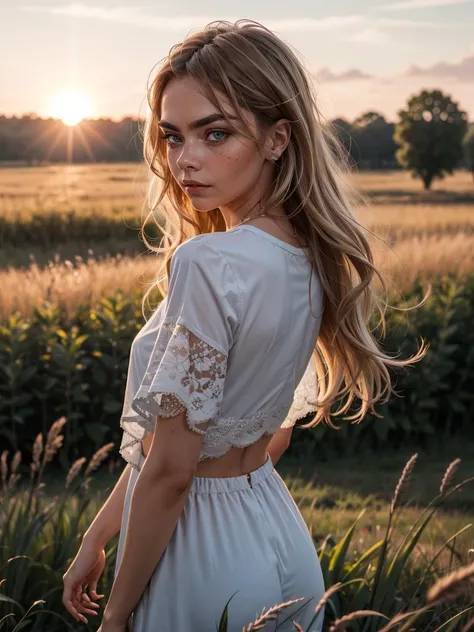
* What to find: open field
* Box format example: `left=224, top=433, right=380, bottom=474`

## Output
left=2, top=226, right=474, bottom=320
left=0, top=162, right=148, bottom=213
left=0, top=165, right=473, bottom=318
left=2, top=165, right=474, bottom=629
left=1, top=163, right=472, bottom=211
left=37, top=437, right=474, bottom=582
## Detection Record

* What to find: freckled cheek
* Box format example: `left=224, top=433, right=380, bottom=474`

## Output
left=214, top=145, right=254, bottom=184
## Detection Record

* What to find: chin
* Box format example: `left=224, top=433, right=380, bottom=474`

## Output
left=189, top=197, right=221, bottom=212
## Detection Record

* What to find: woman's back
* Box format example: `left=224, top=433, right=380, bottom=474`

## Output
left=119, top=224, right=324, bottom=474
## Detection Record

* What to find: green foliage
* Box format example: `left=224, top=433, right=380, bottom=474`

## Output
left=0, top=293, right=143, bottom=466
left=0, top=207, right=162, bottom=251
left=226, top=454, right=474, bottom=631
left=394, top=89, right=468, bottom=189
left=0, top=423, right=118, bottom=631
left=349, top=112, right=398, bottom=170
left=463, top=123, right=474, bottom=180
left=1, top=274, right=474, bottom=467
left=1, top=428, right=473, bottom=631
left=288, top=272, right=474, bottom=462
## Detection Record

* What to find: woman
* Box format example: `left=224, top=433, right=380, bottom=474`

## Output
left=62, top=19, right=427, bottom=632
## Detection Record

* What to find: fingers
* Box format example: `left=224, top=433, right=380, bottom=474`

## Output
left=81, top=591, right=101, bottom=612
left=63, top=584, right=101, bottom=624
left=82, top=592, right=100, bottom=607
left=63, top=581, right=86, bottom=624
left=64, top=597, right=88, bottom=625
left=73, top=588, right=101, bottom=618
left=89, top=580, right=105, bottom=601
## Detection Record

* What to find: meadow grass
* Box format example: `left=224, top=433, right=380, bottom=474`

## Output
left=1, top=164, right=472, bottom=212
left=2, top=166, right=474, bottom=629
left=3, top=421, right=473, bottom=631
left=2, top=223, right=473, bottom=319
left=0, top=166, right=473, bottom=318
left=0, top=251, right=160, bottom=319
left=0, top=162, right=148, bottom=214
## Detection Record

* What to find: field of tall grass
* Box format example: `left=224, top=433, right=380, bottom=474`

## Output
left=1, top=417, right=474, bottom=630
left=1, top=164, right=473, bottom=630
left=0, top=166, right=473, bottom=318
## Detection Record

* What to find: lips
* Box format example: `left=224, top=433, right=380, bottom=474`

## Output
left=184, top=184, right=211, bottom=195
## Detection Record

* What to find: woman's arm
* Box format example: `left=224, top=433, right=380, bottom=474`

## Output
left=83, top=463, right=132, bottom=548
left=267, top=426, right=293, bottom=466
left=102, top=411, right=203, bottom=626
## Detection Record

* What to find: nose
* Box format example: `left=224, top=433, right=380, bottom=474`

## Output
left=176, top=141, right=200, bottom=171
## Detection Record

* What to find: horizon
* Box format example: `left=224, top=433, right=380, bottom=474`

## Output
left=2, top=1, right=474, bottom=126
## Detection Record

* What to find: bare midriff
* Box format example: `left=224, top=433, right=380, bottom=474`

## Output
left=141, top=433, right=272, bottom=478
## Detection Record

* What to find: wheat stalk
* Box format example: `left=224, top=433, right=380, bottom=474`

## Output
left=329, top=610, right=388, bottom=631
left=1, top=450, right=8, bottom=490
left=44, top=416, right=67, bottom=463
left=84, top=443, right=115, bottom=478
left=10, top=450, right=21, bottom=474
left=427, top=562, right=474, bottom=604
left=30, top=433, right=43, bottom=475
left=440, top=458, right=461, bottom=496
left=65, top=457, right=87, bottom=489
left=242, top=598, right=305, bottom=631
left=390, top=453, right=418, bottom=514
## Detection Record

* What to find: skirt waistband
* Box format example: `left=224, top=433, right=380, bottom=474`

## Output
left=190, top=454, right=275, bottom=495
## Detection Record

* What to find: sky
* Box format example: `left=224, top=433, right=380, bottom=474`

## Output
left=2, top=0, right=473, bottom=124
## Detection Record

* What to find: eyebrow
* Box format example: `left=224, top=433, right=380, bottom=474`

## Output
left=158, top=113, right=237, bottom=132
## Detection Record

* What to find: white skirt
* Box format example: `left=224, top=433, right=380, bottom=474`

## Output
left=114, top=455, right=325, bottom=631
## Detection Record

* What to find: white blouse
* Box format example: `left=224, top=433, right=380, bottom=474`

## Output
left=119, top=224, right=325, bottom=471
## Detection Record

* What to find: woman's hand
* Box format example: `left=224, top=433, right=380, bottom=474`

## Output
left=62, top=539, right=107, bottom=624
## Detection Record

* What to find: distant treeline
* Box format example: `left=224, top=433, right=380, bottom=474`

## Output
left=1, top=100, right=472, bottom=178
left=0, top=111, right=399, bottom=168
left=0, top=115, right=143, bottom=164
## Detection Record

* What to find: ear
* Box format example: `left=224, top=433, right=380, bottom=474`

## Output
left=268, top=119, right=291, bottom=159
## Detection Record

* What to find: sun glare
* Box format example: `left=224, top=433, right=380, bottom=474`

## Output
left=50, top=90, right=93, bottom=126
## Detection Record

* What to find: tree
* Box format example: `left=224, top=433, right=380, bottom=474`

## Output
left=330, top=118, right=355, bottom=166
left=463, top=123, right=474, bottom=181
left=394, top=89, right=468, bottom=189
left=352, top=111, right=397, bottom=169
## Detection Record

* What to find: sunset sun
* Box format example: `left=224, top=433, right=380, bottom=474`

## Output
left=50, top=90, right=93, bottom=126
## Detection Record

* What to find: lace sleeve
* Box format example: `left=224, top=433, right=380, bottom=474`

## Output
left=118, top=238, right=241, bottom=470
left=131, top=322, right=228, bottom=432
left=280, top=353, right=318, bottom=428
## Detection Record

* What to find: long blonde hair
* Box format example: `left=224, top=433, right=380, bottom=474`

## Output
left=139, top=19, right=429, bottom=428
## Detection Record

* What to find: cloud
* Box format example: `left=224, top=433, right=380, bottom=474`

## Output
left=313, top=50, right=474, bottom=87
left=314, top=68, right=374, bottom=82
left=378, top=0, right=473, bottom=10
left=21, top=4, right=215, bottom=30
left=402, top=52, right=474, bottom=80
left=20, top=5, right=465, bottom=31
left=20, top=5, right=362, bottom=31
left=346, top=28, right=391, bottom=44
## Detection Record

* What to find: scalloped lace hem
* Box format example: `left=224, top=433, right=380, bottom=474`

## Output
left=119, top=402, right=295, bottom=472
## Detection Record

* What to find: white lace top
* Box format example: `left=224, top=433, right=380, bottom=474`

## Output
left=119, top=224, right=325, bottom=471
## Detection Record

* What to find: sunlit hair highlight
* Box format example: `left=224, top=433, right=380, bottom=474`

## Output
left=139, top=19, right=429, bottom=427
